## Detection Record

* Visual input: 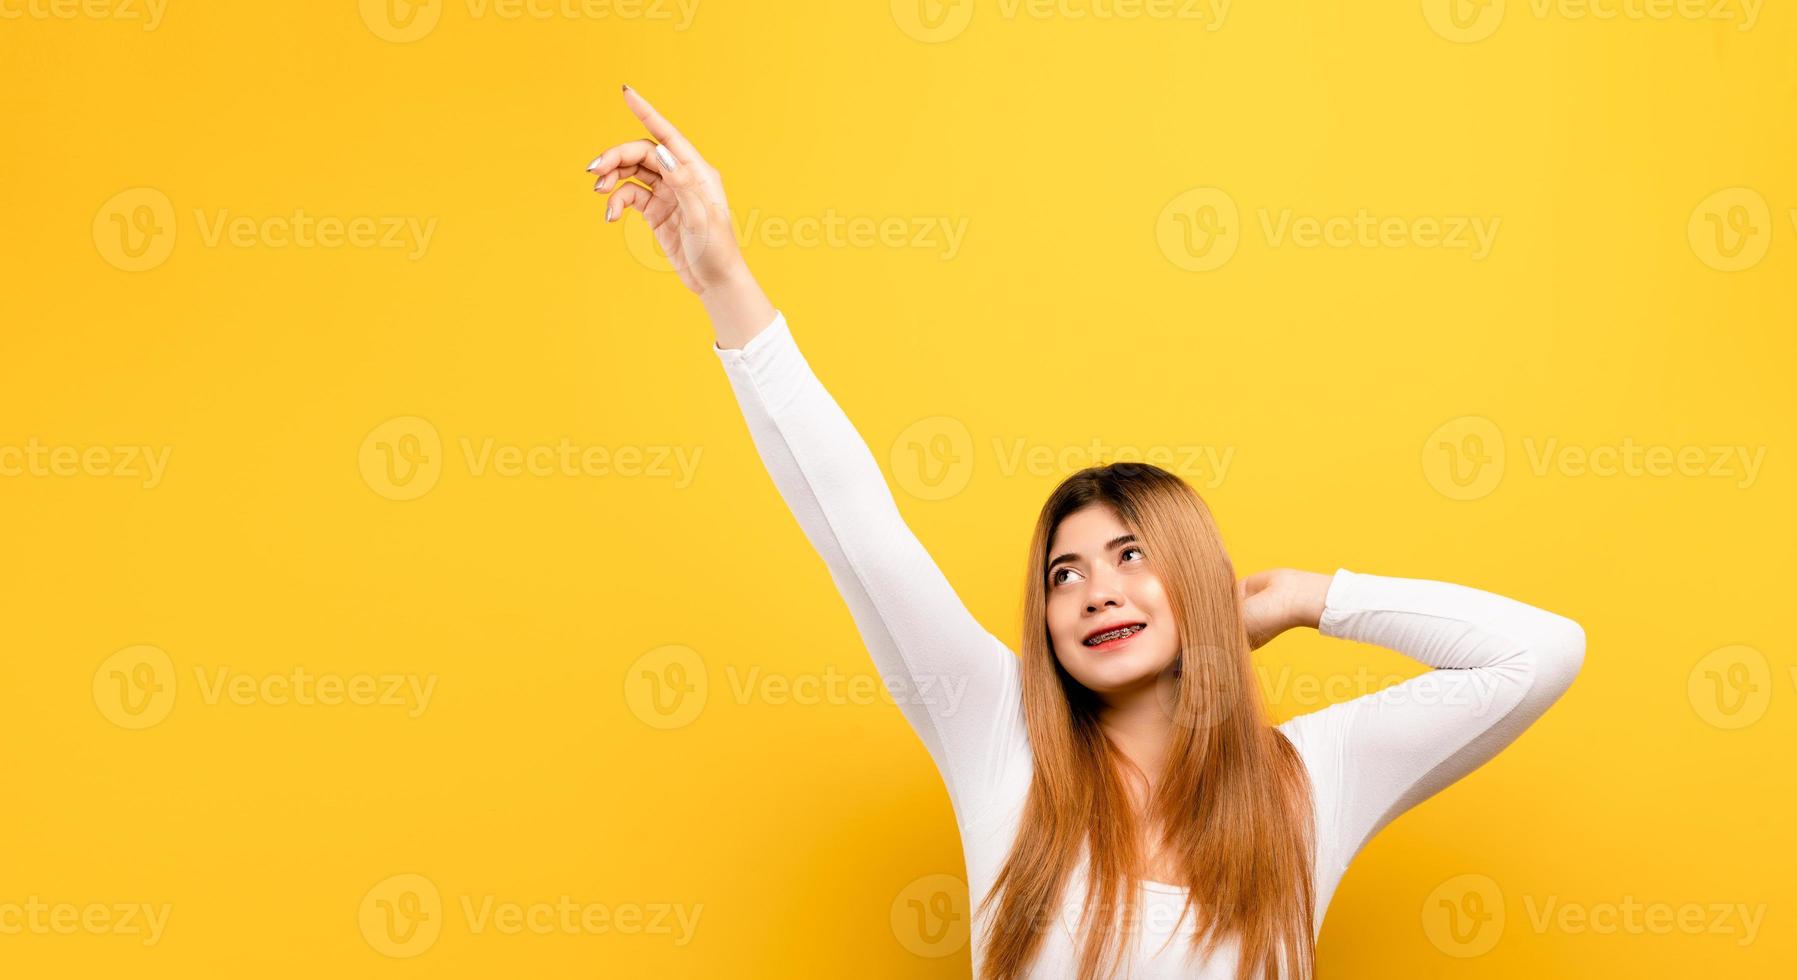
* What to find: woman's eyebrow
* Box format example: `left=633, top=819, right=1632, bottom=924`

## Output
left=1047, top=533, right=1137, bottom=571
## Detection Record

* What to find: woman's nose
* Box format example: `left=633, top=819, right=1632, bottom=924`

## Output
left=1084, top=572, right=1124, bottom=612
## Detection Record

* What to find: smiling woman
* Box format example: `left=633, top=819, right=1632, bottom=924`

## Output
left=590, top=86, right=1587, bottom=979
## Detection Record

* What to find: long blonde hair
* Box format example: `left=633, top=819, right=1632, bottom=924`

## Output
left=976, top=462, right=1316, bottom=980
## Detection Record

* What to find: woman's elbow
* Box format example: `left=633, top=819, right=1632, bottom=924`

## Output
left=1534, top=615, right=1586, bottom=697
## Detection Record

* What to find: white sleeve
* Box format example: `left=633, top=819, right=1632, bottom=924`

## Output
left=711, top=309, right=1029, bottom=829
left=1293, top=568, right=1586, bottom=869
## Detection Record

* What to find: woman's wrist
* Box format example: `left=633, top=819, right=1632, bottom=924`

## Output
left=1282, top=570, right=1333, bottom=632
left=701, top=264, right=775, bottom=350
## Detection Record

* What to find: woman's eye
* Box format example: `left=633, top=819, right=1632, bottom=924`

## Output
left=1050, top=547, right=1142, bottom=587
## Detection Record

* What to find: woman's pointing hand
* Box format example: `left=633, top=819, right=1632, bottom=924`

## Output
left=588, top=85, right=746, bottom=297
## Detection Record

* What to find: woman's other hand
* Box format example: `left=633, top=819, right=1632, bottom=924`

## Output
left=1237, top=568, right=1332, bottom=651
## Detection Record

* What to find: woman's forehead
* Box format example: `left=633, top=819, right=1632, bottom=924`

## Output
left=1048, top=503, right=1130, bottom=551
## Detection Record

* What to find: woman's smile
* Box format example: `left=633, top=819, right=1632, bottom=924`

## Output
left=1083, top=622, right=1149, bottom=651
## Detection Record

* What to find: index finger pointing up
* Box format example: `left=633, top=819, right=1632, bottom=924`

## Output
left=621, top=85, right=702, bottom=166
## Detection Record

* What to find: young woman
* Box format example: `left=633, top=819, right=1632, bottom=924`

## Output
left=589, top=86, right=1587, bottom=980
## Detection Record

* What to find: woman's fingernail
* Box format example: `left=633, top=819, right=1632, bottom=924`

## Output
left=593, top=176, right=604, bottom=191
left=587, top=155, right=604, bottom=172
left=654, top=145, right=678, bottom=171
left=622, top=83, right=630, bottom=92
left=605, top=202, right=617, bottom=221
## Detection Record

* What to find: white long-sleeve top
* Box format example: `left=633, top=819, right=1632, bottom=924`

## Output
left=712, top=310, right=1586, bottom=978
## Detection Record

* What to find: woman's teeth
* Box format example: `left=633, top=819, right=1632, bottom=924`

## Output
left=1085, top=624, right=1145, bottom=647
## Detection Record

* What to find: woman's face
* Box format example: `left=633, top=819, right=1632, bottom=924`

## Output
left=1044, top=502, right=1180, bottom=695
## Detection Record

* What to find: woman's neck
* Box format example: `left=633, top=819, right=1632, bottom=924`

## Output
left=1094, top=668, right=1178, bottom=789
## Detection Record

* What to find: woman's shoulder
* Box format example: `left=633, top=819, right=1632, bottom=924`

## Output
left=1273, top=705, right=1355, bottom=830
left=1274, top=701, right=1353, bottom=770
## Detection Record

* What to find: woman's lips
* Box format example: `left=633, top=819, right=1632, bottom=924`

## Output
left=1084, top=623, right=1147, bottom=651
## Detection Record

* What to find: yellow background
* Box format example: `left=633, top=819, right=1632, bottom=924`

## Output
left=2, top=0, right=1792, bottom=976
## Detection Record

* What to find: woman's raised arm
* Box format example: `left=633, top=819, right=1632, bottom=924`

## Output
left=589, top=88, right=1030, bottom=830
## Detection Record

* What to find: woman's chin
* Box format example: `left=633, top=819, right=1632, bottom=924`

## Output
left=1069, top=649, right=1169, bottom=694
